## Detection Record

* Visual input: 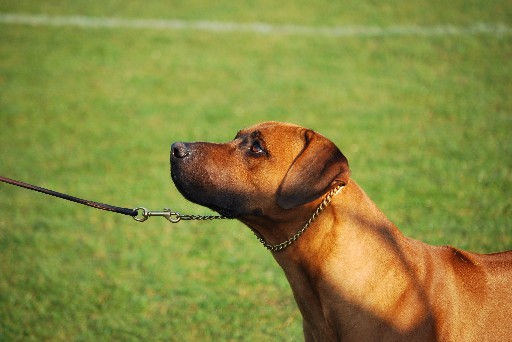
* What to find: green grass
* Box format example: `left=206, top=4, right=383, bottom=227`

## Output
left=1, top=1, right=511, bottom=340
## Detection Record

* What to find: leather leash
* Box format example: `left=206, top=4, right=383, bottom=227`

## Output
left=0, top=175, right=228, bottom=223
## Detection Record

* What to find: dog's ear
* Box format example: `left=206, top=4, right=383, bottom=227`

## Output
left=276, top=130, right=350, bottom=210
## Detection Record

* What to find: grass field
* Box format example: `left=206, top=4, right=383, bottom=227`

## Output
left=1, top=1, right=511, bottom=340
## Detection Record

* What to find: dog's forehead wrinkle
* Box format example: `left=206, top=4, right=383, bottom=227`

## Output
left=250, top=130, right=262, bottom=139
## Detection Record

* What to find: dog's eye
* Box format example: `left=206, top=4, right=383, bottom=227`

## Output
left=250, top=141, right=264, bottom=154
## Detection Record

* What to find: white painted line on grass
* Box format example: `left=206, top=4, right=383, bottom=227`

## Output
left=0, top=13, right=510, bottom=37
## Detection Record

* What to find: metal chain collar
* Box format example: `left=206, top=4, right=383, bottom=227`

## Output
left=254, top=183, right=344, bottom=252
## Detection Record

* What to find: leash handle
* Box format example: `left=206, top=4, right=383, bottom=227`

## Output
left=0, top=175, right=137, bottom=217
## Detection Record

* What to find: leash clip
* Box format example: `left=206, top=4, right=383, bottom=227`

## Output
left=133, top=207, right=182, bottom=223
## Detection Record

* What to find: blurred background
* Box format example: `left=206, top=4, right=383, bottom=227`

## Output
left=1, top=1, right=510, bottom=340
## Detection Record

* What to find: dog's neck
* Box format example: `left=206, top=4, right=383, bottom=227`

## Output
left=243, top=180, right=429, bottom=340
left=269, top=179, right=405, bottom=265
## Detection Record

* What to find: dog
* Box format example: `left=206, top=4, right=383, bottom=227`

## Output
left=170, top=121, right=512, bottom=341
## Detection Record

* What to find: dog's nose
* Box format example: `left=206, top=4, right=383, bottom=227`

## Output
left=172, top=142, right=190, bottom=159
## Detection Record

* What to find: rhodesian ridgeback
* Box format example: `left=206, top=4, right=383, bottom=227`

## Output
left=170, top=121, right=512, bottom=341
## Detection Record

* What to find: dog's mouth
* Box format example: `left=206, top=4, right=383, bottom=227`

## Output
left=171, top=164, right=241, bottom=219
left=174, top=184, right=240, bottom=219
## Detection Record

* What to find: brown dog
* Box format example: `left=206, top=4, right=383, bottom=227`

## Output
left=170, top=121, right=512, bottom=341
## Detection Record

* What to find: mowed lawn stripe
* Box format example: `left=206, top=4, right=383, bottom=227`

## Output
left=0, top=13, right=510, bottom=37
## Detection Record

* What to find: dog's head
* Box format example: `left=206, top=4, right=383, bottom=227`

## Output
left=170, top=121, right=350, bottom=219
